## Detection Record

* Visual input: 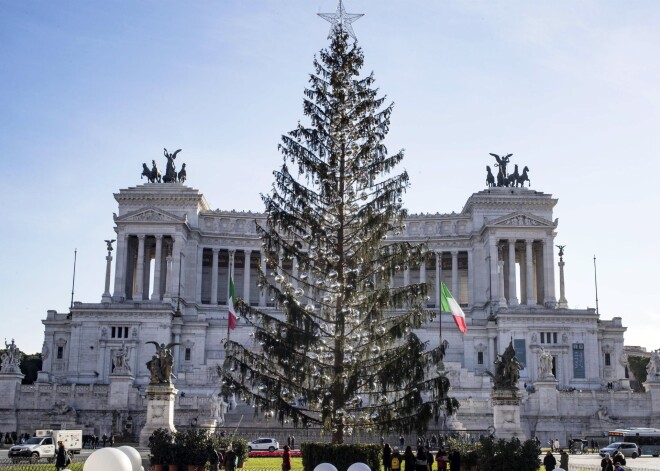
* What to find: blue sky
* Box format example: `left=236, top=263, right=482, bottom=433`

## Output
left=1, top=1, right=659, bottom=354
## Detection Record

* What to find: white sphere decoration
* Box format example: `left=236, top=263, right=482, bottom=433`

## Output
left=118, top=446, right=142, bottom=471
left=83, top=447, right=132, bottom=471
left=347, top=463, right=371, bottom=471
left=314, top=464, right=338, bottom=471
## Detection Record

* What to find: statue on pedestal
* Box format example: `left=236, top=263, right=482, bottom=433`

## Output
left=146, top=342, right=179, bottom=384
left=538, top=349, right=555, bottom=380
left=491, top=341, right=522, bottom=389
left=647, top=350, right=660, bottom=381
left=1, top=339, right=22, bottom=374
left=112, top=343, right=131, bottom=375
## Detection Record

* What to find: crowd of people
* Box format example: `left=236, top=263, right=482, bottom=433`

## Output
left=382, top=442, right=461, bottom=471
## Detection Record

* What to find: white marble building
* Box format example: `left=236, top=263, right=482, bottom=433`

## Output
left=2, top=181, right=659, bottom=442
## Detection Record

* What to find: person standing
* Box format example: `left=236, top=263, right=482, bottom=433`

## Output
left=559, top=449, right=568, bottom=471
left=414, top=447, right=427, bottom=471
left=435, top=448, right=448, bottom=471
left=425, top=447, right=434, bottom=471
left=224, top=446, right=237, bottom=471
left=399, top=434, right=405, bottom=448
left=109, top=434, right=115, bottom=447
left=383, top=443, right=392, bottom=471
left=391, top=448, right=402, bottom=471
left=55, top=441, right=68, bottom=471
left=543, top=451, right=556, bottom=471
left=403, top=446, right=415, bottom=471
left=600, top=455, right=614, bottom=471
left=448, top=450, right=461, bottom=471
left=209, top=445, right=220, bottom=471
left=282, top=445, right=291, bottom=471
left=291, top=436, right=295, bottom=450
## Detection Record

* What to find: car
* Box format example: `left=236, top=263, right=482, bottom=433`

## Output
left=247, top=437, right=280, bottom=452
left=599, top=442, right=641, bottom=459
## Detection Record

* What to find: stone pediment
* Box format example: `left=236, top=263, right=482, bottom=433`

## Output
left=489, top=212, right=555, bottom=228
left=114, top=207, right=184, bottom=224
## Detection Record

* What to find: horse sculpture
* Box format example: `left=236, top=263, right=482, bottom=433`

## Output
left=178, top=163, right=187, bottom=183
left=141, top=162, right=161, bottom=183
left=507, top=164, right=520, bottom=187
left=516, top=166, right=530, bottom=187
left=486, top=166, right=495, bottom=187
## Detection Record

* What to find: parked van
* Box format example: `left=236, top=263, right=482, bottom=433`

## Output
left=8, top=430, right=82, bottom=463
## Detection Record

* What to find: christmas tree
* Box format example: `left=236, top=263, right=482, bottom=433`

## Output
left=222, top=20, right=457, bottom=444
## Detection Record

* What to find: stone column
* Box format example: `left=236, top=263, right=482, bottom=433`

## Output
left=228, top=250, right=236, bottom=301
left=244, top=250, right=252, bottom=304
left=435, top=251, right=442, bottom=308
left=542, top=239, right=557, bottom=308
left=525, top=240, right=536, bottom=306
left=508, top=239, right=519, bottom=306
left=451, top=251, right=459, bottom=299
left=491, top=389, right=525, bottom=440
left=259, top=251, right=267, bottom=307
left=151, top=235, right=163, bottom=301
left=419, top=253, right=426, bottom=283
left=498, top=258, right=507, bottom=306
left=143, top=242, right=152, bottom=298
left=467, top=249, right=474, bottom=307
left=403, top=265, right=410, bottom=286
left=102, top=242, right=114, bottom=303
left=558, top=249, right=568, bottom=308
left=134, top=235, right=146, bottom=301
left=196, top=246, right=204, bottom=303
left=489, top=239, right=502, bottom=307
left=211, top=248, right=220, bottom=305
left=113, top=234, right=128, bottom=301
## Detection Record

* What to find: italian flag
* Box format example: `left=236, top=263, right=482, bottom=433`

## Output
left=440, top=282, right=467, bottom=333
left=228, top=276, right=237, bottom=330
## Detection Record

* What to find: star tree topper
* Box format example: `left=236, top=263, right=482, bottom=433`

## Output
left=318, top=0, right=364, bottom=40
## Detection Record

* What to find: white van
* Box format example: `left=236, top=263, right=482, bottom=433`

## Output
left=8, top=430, right=82, bottom=463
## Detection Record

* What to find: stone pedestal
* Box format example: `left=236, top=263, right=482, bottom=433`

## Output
left=139, top=383, right=178, bottom=447
left=491, top=389, right=525, bottom=440
left=643, top=380, right=660, bottom=414
left=109, top=373, right=135, bottom=409
left=535, top=379, right=559, bottom=414
left=0, top=372, right=25, bottom=432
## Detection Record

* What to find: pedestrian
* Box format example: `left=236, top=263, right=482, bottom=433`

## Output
left=435, top=448, right=448, bottom=471
left=291, top=435, right=295, bottom=450
left=399, top=434, right=405, bottom=448
left=543, top=451, right=556, bottom=471
left=102, top=434, right=107, bottom=447
left=559, top=449, right=568, bottom=470
left=430, top=434, right=437, bottom=449
left=224, top=446, right=237, bottom=471
left=383, top=443, right=392, bottom=471
left=612, top=451, right=626, bottom=467
left=391, top=448, right=402, bottom=471
left=448, top=450, right=461, bottom=471
left=109, top=434, right=115, bottom=447
left=282, top=445, right=291, bottom=471
left=55, top=440, right=70, bottom=471
left=600, top=455, right=614, bottom=471
left=425, top=447, right=434, bottom=471
left=209, top=445, right=220, bottom=471
left=287, top=435, right=291, bottom=448
left=553, top=438, right=560, bottom=452
left=414, top=447, right=427, bottom=471
left=381, top=436, right=385, bottom=446
left=403, top=446, right=415, bottom=471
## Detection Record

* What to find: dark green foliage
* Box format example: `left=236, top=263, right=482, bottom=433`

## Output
left=148, top=428, right=173, bottom=465
left=445, top=438, right=479, bottom=469
left=628, top=355, right=649, bottom=389
left=301, top=442, right=381, bottom=471
left=20, top=353, right=42, bottom=384
left=174, top=428, right=213, bottom=466
left=222, top=24, right=455, bottom=445
left=476, top=437, right=540, bottom=471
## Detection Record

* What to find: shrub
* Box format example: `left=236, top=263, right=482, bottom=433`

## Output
left=476, top=437, right=540, bottom=471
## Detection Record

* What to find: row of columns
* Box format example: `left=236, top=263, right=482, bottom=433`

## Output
left=490, top=237, right=556, bottom=309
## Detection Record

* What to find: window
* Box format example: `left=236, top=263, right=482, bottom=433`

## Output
left=605, top=353, right=611, bottom=366
left=57, top=346, right=63, bottom=359
left=111, top=326, right=129, bottom=339
left=185, top=348, right=191, bottom=361
left=477, top=351, right=484, bottom=365
left=540, top=332, right=558, bottom=344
